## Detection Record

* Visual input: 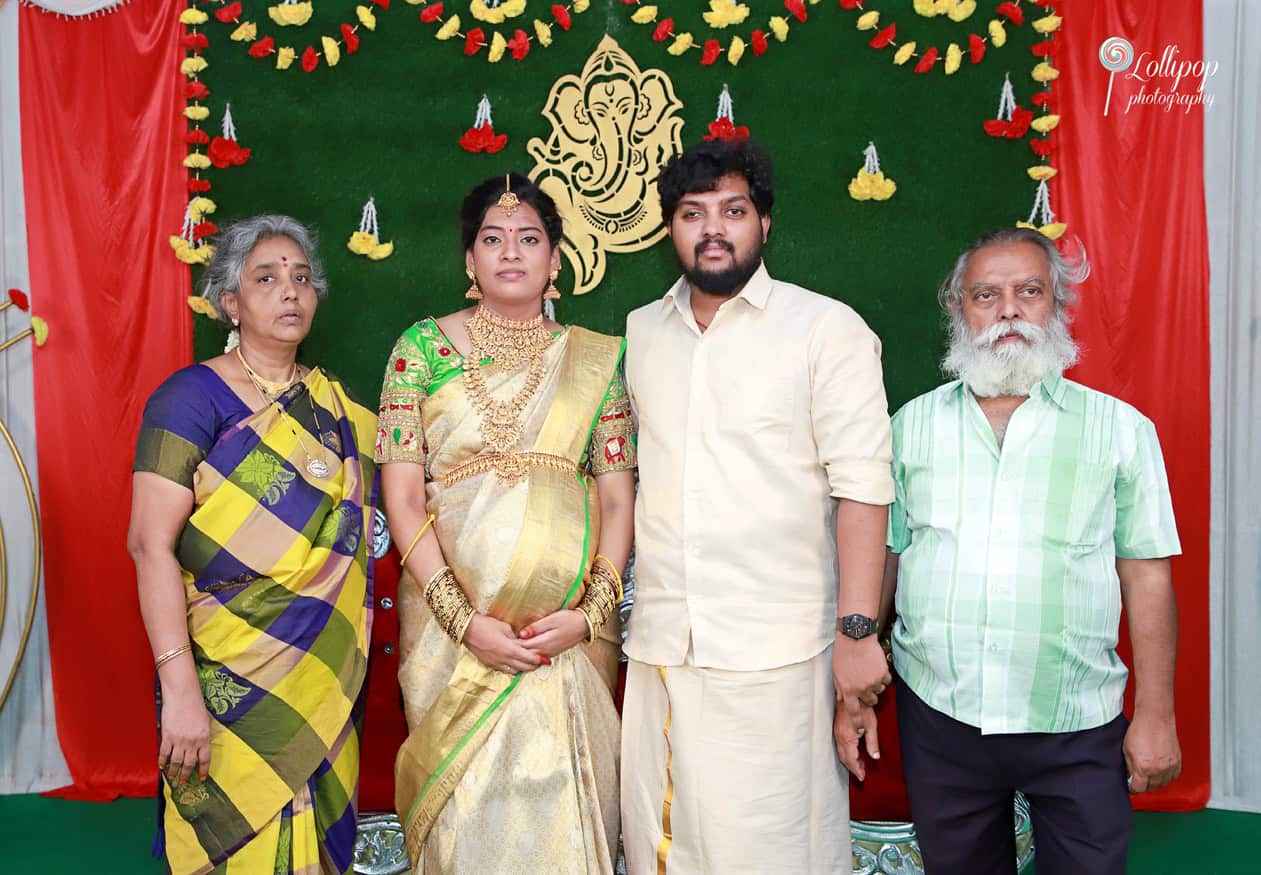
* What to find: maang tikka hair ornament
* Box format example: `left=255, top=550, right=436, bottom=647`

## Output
left=497, top=174, right=519, bottom=216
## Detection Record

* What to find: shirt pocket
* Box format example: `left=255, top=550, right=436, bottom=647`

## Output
left=716, top=371, right=796, bottom=435
left=1059, top=460, right=1118, bottom=551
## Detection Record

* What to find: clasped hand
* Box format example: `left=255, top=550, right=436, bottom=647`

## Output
left=462, top=609, right=589, bottom=675
left=832, top=636, right=891, bottom=781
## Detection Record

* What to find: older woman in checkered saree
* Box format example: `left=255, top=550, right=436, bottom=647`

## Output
left=377, top=174, right=635, bottom=872
left=127, top=216, right=379, bottom=874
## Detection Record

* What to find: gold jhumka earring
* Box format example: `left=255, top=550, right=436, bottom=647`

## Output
left=465, top=268, right=482, bottom=300
left=544, top=267, right=560, bottom=301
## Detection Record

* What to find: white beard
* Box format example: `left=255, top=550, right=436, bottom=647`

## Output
left=943, top=314, right=1079, bottom=398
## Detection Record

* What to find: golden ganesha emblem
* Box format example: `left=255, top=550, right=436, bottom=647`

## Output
left=527, top=35, right=685, bottom=295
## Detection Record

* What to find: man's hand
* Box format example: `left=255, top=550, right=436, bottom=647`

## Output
left=834, top=635, right=892, bottom=708
left=1124, top=710, right=1181, bottom=793
left=834, top=698, right=881, bottom=781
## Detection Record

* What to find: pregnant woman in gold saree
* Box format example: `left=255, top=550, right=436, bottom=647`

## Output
left=376, top=174, right=635, bottom=872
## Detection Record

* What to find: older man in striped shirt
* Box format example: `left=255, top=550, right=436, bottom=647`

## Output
left=881, top=228, right=1182, bottom=874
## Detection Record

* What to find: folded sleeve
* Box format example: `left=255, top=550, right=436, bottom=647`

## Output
left=809, top=305, right=894, bottom=504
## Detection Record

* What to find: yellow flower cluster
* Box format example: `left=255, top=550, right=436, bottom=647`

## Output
left=913, top=0, right=976, bottom=22
left=848, top=170, right=896, bottom=201
left=471, top=0, right=526, bottom=24
left=268, top=2, right=314, bottom=27
left=347, top=231, right=394, bottom=260
left=170, top=237, right=215, bottom=265
left=702, top=0, right=749, bottom=29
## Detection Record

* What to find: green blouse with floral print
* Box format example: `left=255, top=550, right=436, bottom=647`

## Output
left=374, top=317, right=636, bottom=477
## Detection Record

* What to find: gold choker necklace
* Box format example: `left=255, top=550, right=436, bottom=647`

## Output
left=463, top=305, right=555, bottom=484
left=465, top=305, right=553, bottom=370
left=236, top=347, right=297, bottom=402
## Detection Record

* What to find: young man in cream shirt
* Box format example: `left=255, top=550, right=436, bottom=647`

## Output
left=621, top=139, right=894, bottom=874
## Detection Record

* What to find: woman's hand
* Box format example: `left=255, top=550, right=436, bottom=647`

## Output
left=463, top=614, right=546, bottom=674
left=519, top=610, right=590, bottom=659
left=159, top=686, right=211, bottom=785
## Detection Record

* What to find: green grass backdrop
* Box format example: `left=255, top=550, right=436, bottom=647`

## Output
left=191, top=1, right=1043, bottom=410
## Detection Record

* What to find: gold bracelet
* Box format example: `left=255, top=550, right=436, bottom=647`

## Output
left=154, top=644, right=192, bottom=670
left=423, top=566, right=477, bottom=644
left=401, top=514, right=436, bottom=566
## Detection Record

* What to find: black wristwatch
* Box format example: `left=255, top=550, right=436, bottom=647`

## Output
left=837, top=614, right=879, bottom=640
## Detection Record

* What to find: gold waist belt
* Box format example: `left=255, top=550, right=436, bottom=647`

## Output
left=440, top=451, right=576, bottom=488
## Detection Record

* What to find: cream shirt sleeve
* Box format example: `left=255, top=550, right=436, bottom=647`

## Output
left=808, top=305, right=894, bottom=505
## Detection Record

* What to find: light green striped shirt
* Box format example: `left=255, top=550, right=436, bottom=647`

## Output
left=888, top=375, right=1180, bottom=734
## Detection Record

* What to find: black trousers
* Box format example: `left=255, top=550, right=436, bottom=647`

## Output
left=897, top=678, right=1133, bottom=875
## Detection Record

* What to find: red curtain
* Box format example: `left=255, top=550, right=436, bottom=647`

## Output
left=1056, top=0, right=1210, bottom=810
left=21, top=0, right=192, bottom=798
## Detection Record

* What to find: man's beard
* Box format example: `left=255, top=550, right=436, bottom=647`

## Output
left=942, top=312, right=1079, bottom=398
left=678, top=236, right=763, bottom=296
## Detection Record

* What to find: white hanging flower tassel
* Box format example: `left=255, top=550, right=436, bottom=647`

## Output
left=169, top=200, right=216, bottom=265
left=347, top=196, right=395, bottom=260
left=543, top=298, right=556, bottom=322
left=849, top=141, right=897, bottom=201
left=864, top=142, right=882, bottom=175
left=224, top=329, right=241, bottom=352
left=996, top=73, right=1017, bottom=122
left=473, top=94, right=493, bottom=130
left=179, top=201, right=197, bottom=245
left=1017, top=179, right=1067, bottom=240
left=716, top=83, right=735, bottom=122
left=221, top=103, right=238, bottom=141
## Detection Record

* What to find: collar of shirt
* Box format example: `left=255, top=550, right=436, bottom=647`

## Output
left=661, top=261, right=773, bottom=332
left=945, top=370, right=1070, bottom=411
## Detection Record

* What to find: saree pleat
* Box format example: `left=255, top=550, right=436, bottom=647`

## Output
left=155, top=370, right=377, bottom=875
left=392, top=328, right=625, bottom=873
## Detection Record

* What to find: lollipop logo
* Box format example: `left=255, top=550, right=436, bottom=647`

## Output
left=1098, top=36, right=1135, bottom=116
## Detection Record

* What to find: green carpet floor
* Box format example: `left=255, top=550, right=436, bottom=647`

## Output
left=0, top=794, right=1254, bottom=873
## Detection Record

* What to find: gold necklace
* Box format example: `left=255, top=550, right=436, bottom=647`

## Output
left=463, top=305, right=555, bottom=484
left=235, top=347, right=297, bottom=401
left=237, top=349, right=331, bottom=478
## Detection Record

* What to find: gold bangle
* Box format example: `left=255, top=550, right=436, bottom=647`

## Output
left=154, top=644, right=192, bottom=671
left=593, top=554, right=623, bottom=600
left=423, top=566, right=477, bottom=644
left=576, top=567, right=619, bottom=643
left=401, top=514, right=436, bottom=566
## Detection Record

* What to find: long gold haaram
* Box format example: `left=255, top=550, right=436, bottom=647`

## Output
left=463, top=305, right=555, bottom=485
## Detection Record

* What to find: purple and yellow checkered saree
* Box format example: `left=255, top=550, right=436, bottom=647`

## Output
left=135, top=366, right=377, bottom=874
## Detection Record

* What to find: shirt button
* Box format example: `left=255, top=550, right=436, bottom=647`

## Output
left=989, top=643, right=1000, bottom=653
left=380, top=597, right=394, bottom=610
left=383, top=643, right=396, bottom=655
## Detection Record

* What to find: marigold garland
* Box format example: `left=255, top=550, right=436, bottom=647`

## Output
left=619, top=0, right=819, bottom=67
left=838, top=0, right=1036, bottom=76
left=192, top=0, right=383, bottom=74
left=413, top=1, right=590, bottom=64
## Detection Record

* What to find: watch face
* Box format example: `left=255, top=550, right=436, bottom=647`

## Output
left=842, top=614, right=877, bottom=639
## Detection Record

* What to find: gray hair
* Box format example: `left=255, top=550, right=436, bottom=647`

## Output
left=937, top=227, right=1090, bottom=320
left=198, top=215, right=328, bottom=324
